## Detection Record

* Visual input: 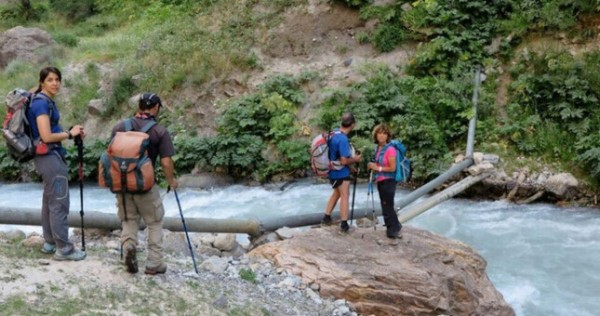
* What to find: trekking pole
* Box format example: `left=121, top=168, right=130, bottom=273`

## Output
left=368, top=170, right=376, bottom=231
left=171, top=187, right=199, bottom=274
left=350, top=169, right=358, bottom=226
left=75, top=135, right=85, bottom=251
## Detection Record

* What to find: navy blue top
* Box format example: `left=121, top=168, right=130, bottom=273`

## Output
left=27, top=93, right=66, bottom=156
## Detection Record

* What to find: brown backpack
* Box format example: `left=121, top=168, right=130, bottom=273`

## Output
left=98, top=119, right=156, bottom=193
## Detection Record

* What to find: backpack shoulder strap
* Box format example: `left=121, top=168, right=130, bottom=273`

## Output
left=376, top=143, right=392, bottom=160
left=391, top=140, right=406, bottom=156
left=124, top=119, right=133, bottom=132
left=140, top=120, right=157, bottom=133
left=30, top=93, right=54, bottom=117
left=124, top=119, right=156, bottom=133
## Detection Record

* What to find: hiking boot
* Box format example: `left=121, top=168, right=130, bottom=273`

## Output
left=54, top=249, right=86, bottom=261
left=387, top=228, right=403, bottom=239
left=340, top=221, right=350, bottom=234
left=145, top=263, right=167, bottom=275
left=388, top=238, right=400, bottom=246
left=41, top=242, right=56, bottom=254
left=125, top=246, right=138, bottom=274
left=321, top=214, right=332, bottom=226
left=387, top=232, right=403, bottom=239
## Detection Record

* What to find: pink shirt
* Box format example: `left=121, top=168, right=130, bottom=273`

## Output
left=375, top=145, right=397, bottom=182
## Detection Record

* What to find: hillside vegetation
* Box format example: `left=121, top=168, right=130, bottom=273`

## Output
left=1, top=0, right=600, bottom=190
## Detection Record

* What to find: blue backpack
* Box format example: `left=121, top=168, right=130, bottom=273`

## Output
left=374, top=140, right=412, bottom=182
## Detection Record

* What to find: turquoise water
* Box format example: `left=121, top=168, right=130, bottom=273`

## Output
left=1, top=181, right=599, bottom=316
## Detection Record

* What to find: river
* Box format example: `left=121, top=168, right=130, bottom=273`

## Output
left=1, top=180, right=598, bottom=316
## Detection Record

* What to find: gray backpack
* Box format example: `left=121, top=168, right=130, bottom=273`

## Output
left=2, top=89, right=51, bottom=162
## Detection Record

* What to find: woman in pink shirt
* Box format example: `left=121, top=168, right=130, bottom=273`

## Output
left=367, top=123, right=402, bottom=239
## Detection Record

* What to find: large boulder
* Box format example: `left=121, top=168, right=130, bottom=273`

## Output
left=544, top=173, right=579, bottom=199
left=249, top=226, right=514, bottom=316
left=0, top=26, right=57, bottom=67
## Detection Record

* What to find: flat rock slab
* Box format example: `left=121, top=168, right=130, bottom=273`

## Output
left=250, top=225, right=515, bottom=316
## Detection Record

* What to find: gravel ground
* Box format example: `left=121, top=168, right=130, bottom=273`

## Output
left=0, top=229, right=358, bottom=316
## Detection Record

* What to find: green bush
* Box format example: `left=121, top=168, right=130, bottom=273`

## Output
left=171, top=74, right=308, bottom=181
left=49, top=0, right=97, bottom=22
left=0, top=138, right=107, bottom=183
left=0, top=147, right=27, bottom=181
left=501, top=0, right=599, bottom=35
left=65, top=139, right=108, bottom=183
left=0, top=0, right=47, bottom=25
left=239, top=268, right=256, bottom=283
left=372, top=23, right=405, bottom=53
left=313, top=65, right=485, bottom=180
left=503, top=49, right=600, bottom=178
left=52, top=32, right=80, bottom=47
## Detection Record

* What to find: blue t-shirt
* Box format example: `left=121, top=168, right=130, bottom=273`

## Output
left=328, top=129, right=351, bottom=180
left=27, top=93, right=66, bottom=156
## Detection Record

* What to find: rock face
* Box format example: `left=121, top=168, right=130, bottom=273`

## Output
left=250, top=226, right=514, bottom=316
left=0, top=26, right=57, bottom=67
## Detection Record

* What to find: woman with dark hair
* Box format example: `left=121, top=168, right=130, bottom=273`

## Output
left=27, top=66, right=87, bottom=260
left=367, top=123, right=402, bottom=239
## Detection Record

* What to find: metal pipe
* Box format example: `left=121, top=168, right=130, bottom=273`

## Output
left=396, top=157, right=473, bottom=211
left=466, top=66, right=481, bottom=158
left=0, top=207, right=263, bottom=237
left=398, top=173, right=490, bottom=223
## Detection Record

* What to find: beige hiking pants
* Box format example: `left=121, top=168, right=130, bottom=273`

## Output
left=116, top=185, right=165, bottom=269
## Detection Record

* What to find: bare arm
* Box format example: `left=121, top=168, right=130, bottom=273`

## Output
left=36, top=115, right=68, bottom=143
left=36, top=115, right=85, bottom=143
left=340, top=154, right=362, bottom=166
left=160, top=156, right=178, bottom=189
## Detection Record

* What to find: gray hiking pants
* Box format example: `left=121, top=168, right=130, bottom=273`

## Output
left=34, top=152, right=74, bottom=255
left=116, top=185, right=165, bottom=269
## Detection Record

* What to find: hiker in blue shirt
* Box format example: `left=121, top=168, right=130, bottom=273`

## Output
left=321, top=112, right=362, bottom=233
left=27, top=66, right=87, bottom=261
